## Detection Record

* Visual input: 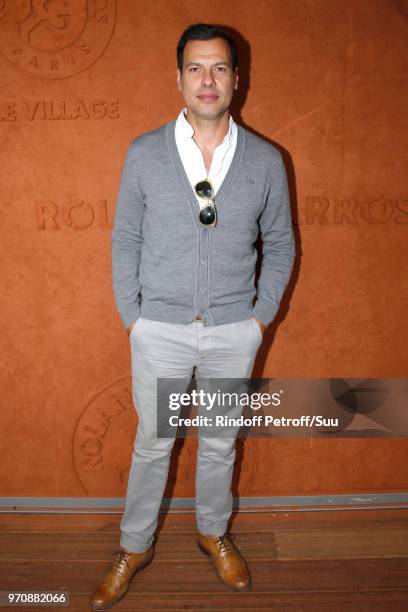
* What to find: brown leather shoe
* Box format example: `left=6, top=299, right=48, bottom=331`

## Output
left=197, top=532, right=251, bottom=591
left=90, top=545, right=154, bottom=610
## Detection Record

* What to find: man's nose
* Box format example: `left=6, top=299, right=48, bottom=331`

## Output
left=201, top=69, right=216, bottom=87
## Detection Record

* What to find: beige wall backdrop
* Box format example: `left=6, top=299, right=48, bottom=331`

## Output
left=1, top=0, right=407, bottom=499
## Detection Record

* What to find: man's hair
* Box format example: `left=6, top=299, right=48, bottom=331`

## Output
left=177, top=23, right=238, bottom=72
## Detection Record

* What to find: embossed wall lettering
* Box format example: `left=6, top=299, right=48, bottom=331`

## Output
left=34, top=196, right=408, bottom=231
left=0, top=99, right=120, bottom=121
left=36, top=199, right=112, bottom=230
left=296, top=196, right=408, bottom=225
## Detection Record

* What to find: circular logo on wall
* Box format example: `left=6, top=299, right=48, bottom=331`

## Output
left=72, top=377, right=137, bottom=496
left=0, top=0, right=116, bottom=79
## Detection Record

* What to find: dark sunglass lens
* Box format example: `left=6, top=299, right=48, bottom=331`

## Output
left=195, top=180, right=213, bottom=199
left=199, top=205, right=216, bottom=225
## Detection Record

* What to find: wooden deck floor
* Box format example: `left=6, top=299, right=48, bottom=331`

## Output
left=1, top=508, right=408, bottom=610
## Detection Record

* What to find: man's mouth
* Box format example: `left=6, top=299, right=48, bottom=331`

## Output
left=197, top=93, right=219, bottom=101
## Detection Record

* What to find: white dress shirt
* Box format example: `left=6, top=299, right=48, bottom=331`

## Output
left=174, top=107, right=237, bottom=208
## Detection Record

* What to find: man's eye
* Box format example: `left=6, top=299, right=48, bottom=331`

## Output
left=216, top=66, right=227, bottom=72
left=189, top=66, right=200, bottom=72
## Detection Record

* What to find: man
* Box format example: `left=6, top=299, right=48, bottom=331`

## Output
left=91, top=23, right=295, bottom=610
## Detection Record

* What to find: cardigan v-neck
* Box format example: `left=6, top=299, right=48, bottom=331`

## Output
left=174, top=108, right=238, bottom=199
left=165, top=119, right=245, bottom=215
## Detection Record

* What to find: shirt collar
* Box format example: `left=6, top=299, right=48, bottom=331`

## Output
left=176, top=107, right=236, bottom=148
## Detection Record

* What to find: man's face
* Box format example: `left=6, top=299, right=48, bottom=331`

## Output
left=176, top=37, right=238, bottom=121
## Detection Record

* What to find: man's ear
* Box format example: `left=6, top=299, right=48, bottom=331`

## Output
left=176, top=68, right=182, bottom=91
left=234, top=71, right=239, bottom=90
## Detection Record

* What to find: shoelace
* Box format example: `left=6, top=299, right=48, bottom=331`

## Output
left=214, top=536, right=231, bottom=554
left=113, top=549, right=131, bottom=572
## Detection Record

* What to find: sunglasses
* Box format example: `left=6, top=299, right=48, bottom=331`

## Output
left=195, top=179, right=217, bottom=227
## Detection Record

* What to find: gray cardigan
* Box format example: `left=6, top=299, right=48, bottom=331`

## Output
left=112, top=119, right=295, bottom=329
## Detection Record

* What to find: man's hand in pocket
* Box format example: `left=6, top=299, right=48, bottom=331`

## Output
left=127, top=321, right=136, bottom=337
left=254, top=317, right=266, bottom=336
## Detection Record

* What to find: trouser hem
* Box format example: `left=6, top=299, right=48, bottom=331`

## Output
left=120, top=533, right=154, bottom=553
left=196, top=523, right=228, bottom=537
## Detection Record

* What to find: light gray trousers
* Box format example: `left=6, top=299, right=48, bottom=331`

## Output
left=120, top=316, right=263, bottom=553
